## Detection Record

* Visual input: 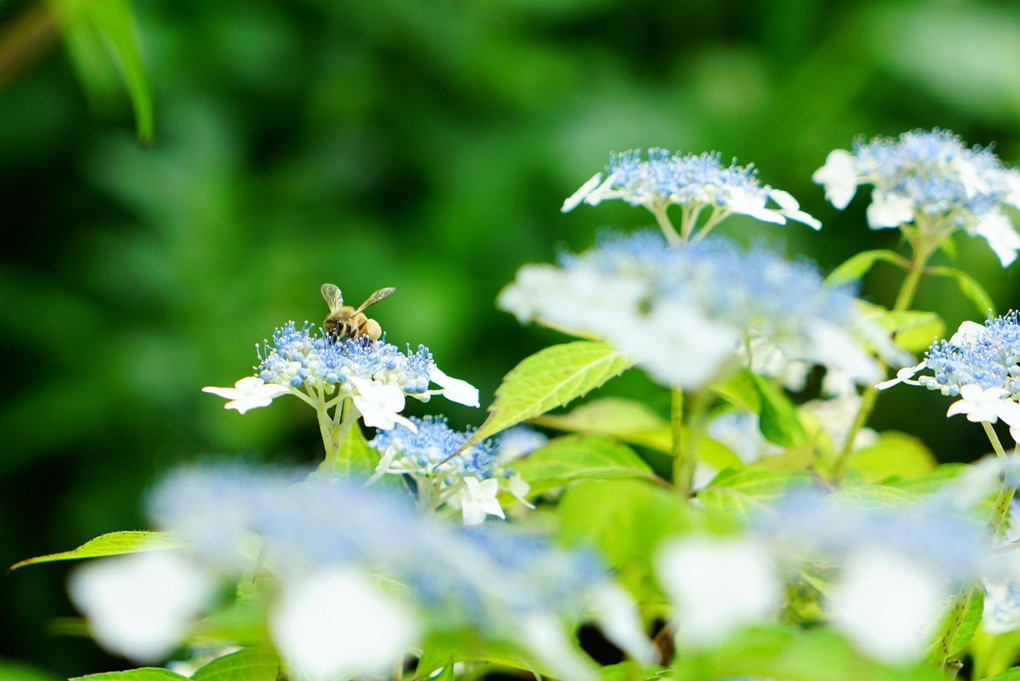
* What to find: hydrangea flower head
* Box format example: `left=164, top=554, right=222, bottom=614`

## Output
left=564, top=148, right=819, bottom=243
left=813, top=129, right=1020, bottom=265
left=499, top=230, right=903, bottom=390
left=204, top=322, right=478, bottom=430
left=369, top=416, right=530, bottom=524
left=145, top=465, right=650, bottom=677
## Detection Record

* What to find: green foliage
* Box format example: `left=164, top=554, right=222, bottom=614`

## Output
left=10, top=531, right=185, bottom=570
left=534, top=397, right=672, bottom=453
left=0, top=659, right=63, bottom=681
left=926, top=265, right=997, bottom=317
left=70, top=671, right=188, bottom=681
left=322, top=423, right=377, bottom=477
left=190, top=648, right=280, bottom=681
left=465, top=341, right=633, bottom=446
left=513, top=434, right=662, bottom=496
left=697, top=468, right=815, bottom=515
left=846, top=431, right=936, bottom=482
left=826, top=249, right=910, bottom=286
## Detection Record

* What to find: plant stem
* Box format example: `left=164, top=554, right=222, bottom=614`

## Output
left=672, top=387, right=711, bottom=499
left=652, top=205, right=682, bottom=245
left=832, top=237, right=936, bottom=479
left=320, top=397, right=358, bottom=471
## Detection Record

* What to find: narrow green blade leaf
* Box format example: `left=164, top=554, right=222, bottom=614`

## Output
left=826, top=249, right=910, bottom=286
left=926, top=266, right=996, bottom=317
left=533, top=397, right=671, bottom=453
left=514, top=434, right=660, bottom=496
left=982, top=671, right=1020, bottom=681
left=191, top=648, right=281, bottom=681
left=86, top=0, right=154, bottom=143
left=71, top=670, right=188, bottom=681
left=463, top=341, right=632, bottom=447
left=698, top=468, right=815, bottom=515
left=11, top=531, right=185, bottom=570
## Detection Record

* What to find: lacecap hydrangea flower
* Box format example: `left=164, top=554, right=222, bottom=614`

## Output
left=880, top=313, right=1020, bottom=439
left=203, top=322, right=479, bottom=431
left=813, top=129, right=1020, bottom=265
left=752, top=493, right=991, bottom=663
left=368, top=415, right=532, bottom=525
left=499, top=230, right=906, bottom=390
left=140, top=465, right=653, bottom=681
left=564, top=148, right=820, bottom=243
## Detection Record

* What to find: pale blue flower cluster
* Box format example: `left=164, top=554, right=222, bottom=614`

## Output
left=563, top=148, right=820, bottom=237
left=500, top=230, right=901, bottom=389
left=753, top=493, right=989, bottom=583
left=148, top=465, right=605, bottom=632
left=814, top=128, right=1020, bottom=265
left=920, top=312, right=1020, bottom=397
left=370, top=415, right=499, bottom=480
left=256, top=322, right=433, bottom=395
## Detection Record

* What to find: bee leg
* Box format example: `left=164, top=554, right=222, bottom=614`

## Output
left=364, top=319, right=382, bottom=341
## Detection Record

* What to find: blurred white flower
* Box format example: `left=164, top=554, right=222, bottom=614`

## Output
left=68, top=552, right=214, bottom=663
left=656, top=536, right=781, bottom=647
left=270, top=568, right=420, bottom=680
left=589, top=583, right=657, bottom=664
left=830, top=548, right=949, bottom=664
left=202, top=376, right=290, bottom=414
left=454, top=477, right=506, bottom=525
left=518, top=613, right=597, bottom=681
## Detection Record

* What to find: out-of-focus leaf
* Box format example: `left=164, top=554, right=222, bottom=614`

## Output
left=534, top=397, right=671, bottom=453
left=698, top=468, right=815, bottom=515
left=847, top=432, right=936, bottom=483
left=322, top=422, right=377, bottom=477
left=10, top=531, right=185, bottom=570
left=514, top=434, right=660, bottom=496
left=926, top=266, right=996, bottom=317
left=48, top=0, right=154, bottom=142
left=748, top=373, right=808, bottom=448
left=462, top=341, right=632, bottom=447
left=0, top=659, right=64, bottom=681
left=878, top=310, right=945, bottom=353
left=825, top=249, right=909, bottom=286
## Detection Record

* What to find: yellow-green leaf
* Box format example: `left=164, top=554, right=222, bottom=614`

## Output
left=191, top=648, right=280, bottom=681
left=698, top=468, right=815, bottom=515
left=533, top=397, right=671, bottom=453
left=514, top=434, right=660, bottom=496
left=847, top=431, right=936, bottom=483
left=71, top=670, right=188, bottom=681
left=826, top=249, right=910, bottom=286
left=463, top=341, right=632, bottom=447
left=10, top=531, right=185, bottom=570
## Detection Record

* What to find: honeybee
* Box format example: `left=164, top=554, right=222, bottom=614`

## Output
left=320, top=283, right=395, bottom=342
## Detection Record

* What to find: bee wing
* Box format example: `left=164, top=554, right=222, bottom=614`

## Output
left=355, top=287, right=396, bottom=314
left=321, top=283, right=344, bottom=312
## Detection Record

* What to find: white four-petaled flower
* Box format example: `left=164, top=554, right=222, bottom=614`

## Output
left=348, top=376, right=418, bottom=432
left=455, top=477, right=506, bottom=525
left=946, top=384, right=1020, bottom=427
left=202, top=377, right=291, bottom=414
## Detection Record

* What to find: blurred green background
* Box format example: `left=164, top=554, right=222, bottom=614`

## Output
left=3, top=0, right=1020, bottom=675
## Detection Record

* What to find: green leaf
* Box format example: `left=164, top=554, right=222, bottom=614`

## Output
left=11, top=531, right=186, bottom=570
left=514, top=435, right=660, bottom=496
left=71, top=670, right=188, bottom=681
left=981, top=670, right=1020, bottom=681
left=698, top=468, right=815, bottom=515
left=825, top=249, right=910, bottom=286
left=48, top=0, right=155, bottom=143
left=711, top=370, right=761, bottom=413
left=833, top=483, right=924, bottom=509
left=926, top=266, right=996, bottom=317
left=847, top=432, right=936, bottom=483
left=949, top=587, right=984, bottom=658
left=557, top=480, right=691, bottom=600
left=191, top=648, right=281, bottom=681
left=534, top=397, right=671, bottom=453
left=885, top=464, right=967, bottom=495
left=748, top=373, right=808, bottom=447
left=328, top=423, right=377, bottom=477
left=463, top=341, right=632, bottom=447
left=878, top=310, right=945, bottom=353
